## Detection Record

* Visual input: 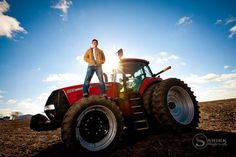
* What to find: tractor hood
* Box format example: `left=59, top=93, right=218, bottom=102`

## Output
left=56, top=82, right=121, bottom=106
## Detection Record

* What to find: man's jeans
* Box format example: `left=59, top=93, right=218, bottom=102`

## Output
left=83, top=65, right=106, bottom=95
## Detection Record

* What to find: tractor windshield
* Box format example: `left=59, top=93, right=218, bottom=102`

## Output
left=116, top=60, right=153, bottom=91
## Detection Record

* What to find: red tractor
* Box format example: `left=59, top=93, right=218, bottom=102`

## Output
left=30, top=50, right=199, bottom=154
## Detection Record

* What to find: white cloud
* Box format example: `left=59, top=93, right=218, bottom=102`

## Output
left=224, top=79, right=236, bottom=88
left=0, top=92, right=49, bottom=116
left=217, top=73, right=236, bottom=81
left=53, top=0, right=72, bottom=21
left=181, top=72, right=236, bottom=101
left=0, top=108, right=12, bottom=116
left=141, top=56, right=155, bottom=62
left=0, top=0, right=26, bottom=38
left=177, top=16, right=192, bottom=25
left=203, top=73, right=219, bottom=81
left=182, top=73, right=236, bottom=84
left=196, top=86, right=236, bottom=101
left=7, top=99, right=17, bottom=104
left=47, top=86, right=59, bottom=90
left=181, top=74, right=206, bottom=84
left=14, top=98, right=39, bottom=114
left=0, top=90, right=4, bottom=99
left=31, top=67, right=41, bottom=72
left=232, top=69, right=236, bottom=73
left=160, top=52, right=167, bottom=56
left=229, top=25, right=236, bottom=38
left=170, top=55, right=179, bottom=60
left=36, top=93, right=49, bottom=101
left=225, top=17, right=236, bottom=25
left=215, top=17, right=236, bottom=25
left=215, top=19, right=223, bottom=24
left=215, top=17, right=236, bottom=38
left=43, top=73, right=81, bottom=83
left=0, top=0, right=9, bottom=13
left=76, top=55, right=87, bottom=67
left=155, top=52, right=179, bottom=64
left=224, top=65, right=230, bottom=69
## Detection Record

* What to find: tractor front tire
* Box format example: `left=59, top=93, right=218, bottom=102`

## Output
left=151, top=78, right=199, bottom=131
left=61, top=95, right=123, bottom=154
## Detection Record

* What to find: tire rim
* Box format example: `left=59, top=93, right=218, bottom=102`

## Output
left=75, top=105, right=117, bottom=151
left=167, top=86, right=194, bottom=125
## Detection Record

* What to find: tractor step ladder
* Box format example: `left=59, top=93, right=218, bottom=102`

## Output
left=129, top=97, right=149, bottom=131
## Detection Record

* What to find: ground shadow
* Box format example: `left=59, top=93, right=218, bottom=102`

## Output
left=32, top=129, right=236, bottom=157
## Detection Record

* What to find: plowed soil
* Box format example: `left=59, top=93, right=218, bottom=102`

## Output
left=0, top=98, right=236, bottom=157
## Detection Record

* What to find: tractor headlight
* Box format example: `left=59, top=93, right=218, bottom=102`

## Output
left=44, top=104, right=56, bottom=120
left=44, top=104, right=55, bottom=111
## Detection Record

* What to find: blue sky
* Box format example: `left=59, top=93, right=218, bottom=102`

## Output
left=0, top=0, right=236, bottom=116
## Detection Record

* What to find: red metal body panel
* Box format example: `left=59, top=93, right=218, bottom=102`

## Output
left=59, top=82, right=120, bottom=106
left=138, top=77, right=162, bottom=95
left=58, top=77, right=162, bottom=106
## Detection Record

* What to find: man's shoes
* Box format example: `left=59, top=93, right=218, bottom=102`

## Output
left=83, top=93, right=88, bottom=97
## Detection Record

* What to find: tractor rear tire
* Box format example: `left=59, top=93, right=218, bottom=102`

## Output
left=143, top=84, right=157, bottom=115
left=143, top=83, right=161, bottom=128
left=151, top=78, right=199, bottom=130
left=61, top=95, right=123, bottom=154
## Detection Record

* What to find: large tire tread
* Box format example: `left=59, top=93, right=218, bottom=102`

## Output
left=142, top=83, right=162, bottom=128
left=151, top=78, right=200, bottom=131
left=61, top=95, right=123, bottom=154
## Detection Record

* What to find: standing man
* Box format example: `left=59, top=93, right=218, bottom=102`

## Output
left=83, top=39, right=106, bottom=97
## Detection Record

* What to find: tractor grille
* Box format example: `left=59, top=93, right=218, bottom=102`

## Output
left=45, top=90, right=70, bottom=122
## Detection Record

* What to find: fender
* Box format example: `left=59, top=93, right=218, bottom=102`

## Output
left=138, top=77, right=162, bottom=95
left=60, top=82, right=121, bottom=106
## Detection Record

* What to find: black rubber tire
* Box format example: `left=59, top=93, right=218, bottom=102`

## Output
left=151, top=78, right=199, bottom=130
left=30, top=114, right=48, bottom=131
left=143, top=84, right=157, bottom=115
left=61, top=95, right=123, bottom=154
left=142, top=83, right=162, bottom=128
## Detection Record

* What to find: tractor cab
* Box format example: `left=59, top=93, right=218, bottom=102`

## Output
left=112, top=58, right=153, bottom=93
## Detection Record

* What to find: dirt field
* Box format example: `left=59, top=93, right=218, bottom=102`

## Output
left=0, top=98, right=236, bottom=157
